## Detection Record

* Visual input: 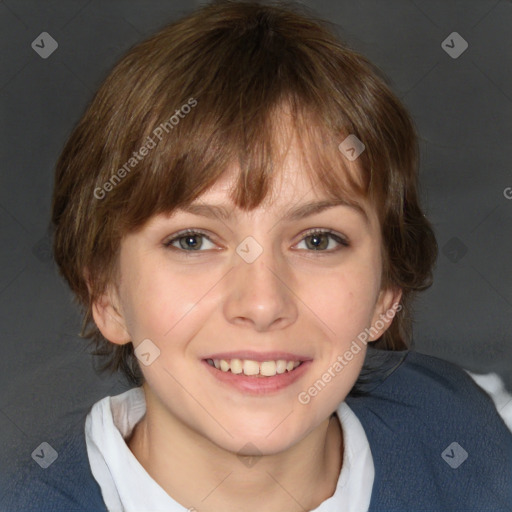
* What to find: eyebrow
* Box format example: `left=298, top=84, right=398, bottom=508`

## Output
left=179, top=198, right=368, bottom=224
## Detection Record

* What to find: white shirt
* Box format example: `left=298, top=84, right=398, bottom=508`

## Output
left=85, top=372, right=512, bottom=512
left=85, top=388, right=374, bottom=512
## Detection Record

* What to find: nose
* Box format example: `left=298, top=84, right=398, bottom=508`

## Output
left=223, top=239, right=298, bottom=332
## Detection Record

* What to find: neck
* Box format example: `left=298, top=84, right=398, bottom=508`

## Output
left=127, top=387, right=343, bottom=512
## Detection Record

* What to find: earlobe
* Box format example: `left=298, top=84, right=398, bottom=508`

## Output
left=368, top=287, right=403, bottom=342
left=91, top=288, right=131, bottom=345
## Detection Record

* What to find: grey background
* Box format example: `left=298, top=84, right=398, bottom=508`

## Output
left=1, top=0, right=511, bottom=493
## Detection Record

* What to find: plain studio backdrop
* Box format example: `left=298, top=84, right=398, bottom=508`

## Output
left=0, top=0, right=511, bottom=494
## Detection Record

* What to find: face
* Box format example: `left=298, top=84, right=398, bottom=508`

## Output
left=94, top=135, right=400, bottom=456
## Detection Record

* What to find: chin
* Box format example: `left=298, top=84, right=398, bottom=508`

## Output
left=210, top=419, right=309, bottom=457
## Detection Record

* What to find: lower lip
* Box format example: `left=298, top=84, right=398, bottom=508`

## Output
left=202, top=360, right=312, bottom=395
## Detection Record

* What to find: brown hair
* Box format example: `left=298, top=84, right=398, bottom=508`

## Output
left=52, top=0, right=437, bottom=386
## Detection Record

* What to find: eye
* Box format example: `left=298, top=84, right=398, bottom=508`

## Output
left=295, top=229, right=349, bottom=252
left=163, top=229, right=215, bottom=252
left=163, top=228, right=349, bottom=255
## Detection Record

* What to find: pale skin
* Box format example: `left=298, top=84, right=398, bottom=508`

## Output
left=92, top=129, right=402, bottom=512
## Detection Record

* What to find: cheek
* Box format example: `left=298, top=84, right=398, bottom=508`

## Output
left=122, top=260, right=226, bottom=346
left=308, top=265, right=380, bottom=340
left=118, top=258, right=191, bottom=341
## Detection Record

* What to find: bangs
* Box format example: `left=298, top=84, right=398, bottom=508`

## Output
left=107, top=97, right=369, bottom=237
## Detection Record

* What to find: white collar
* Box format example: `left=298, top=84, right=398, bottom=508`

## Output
left=85, top=387, right=374, bottom=512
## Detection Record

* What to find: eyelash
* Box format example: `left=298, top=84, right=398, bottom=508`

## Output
left=163, top=228, right=349, bottom=256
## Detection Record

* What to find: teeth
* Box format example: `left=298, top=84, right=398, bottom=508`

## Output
left=207, top=358, right=303, bottom=377
left=260, top=361, right=276, bottom=376
left=243, top=360, right=260, bottom=376
left=276, top=360, right=287, bottom=374
left=230, top=358, right=243, bottom=374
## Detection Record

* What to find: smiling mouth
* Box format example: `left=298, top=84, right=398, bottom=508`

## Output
left=205, top=358, right=303, bottom=377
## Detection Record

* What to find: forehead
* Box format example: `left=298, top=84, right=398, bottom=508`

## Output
left=177, top=133, right=375, bottom=225
left=162, top=161, right=377, bottom=236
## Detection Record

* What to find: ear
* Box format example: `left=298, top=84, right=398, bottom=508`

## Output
left=367, top=286, right=403, bottom=342
left=91, top=285, right=131, bottom=345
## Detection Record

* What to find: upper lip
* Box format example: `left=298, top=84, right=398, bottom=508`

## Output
left=203, top=351, right=312, bottom=362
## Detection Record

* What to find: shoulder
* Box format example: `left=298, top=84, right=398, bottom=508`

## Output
left=348, top=348, right=507, bottom=423
left=345, top=348, right=512, bottom=511
left=1, top=411, right=107, bottom=512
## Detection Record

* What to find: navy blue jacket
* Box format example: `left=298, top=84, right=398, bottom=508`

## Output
left=2, top=349, right=512, bottom=511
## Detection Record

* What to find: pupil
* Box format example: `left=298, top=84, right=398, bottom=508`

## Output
left=309, top=234, right=326, bottom=250
left=184, top=235, right=200, bottom=249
